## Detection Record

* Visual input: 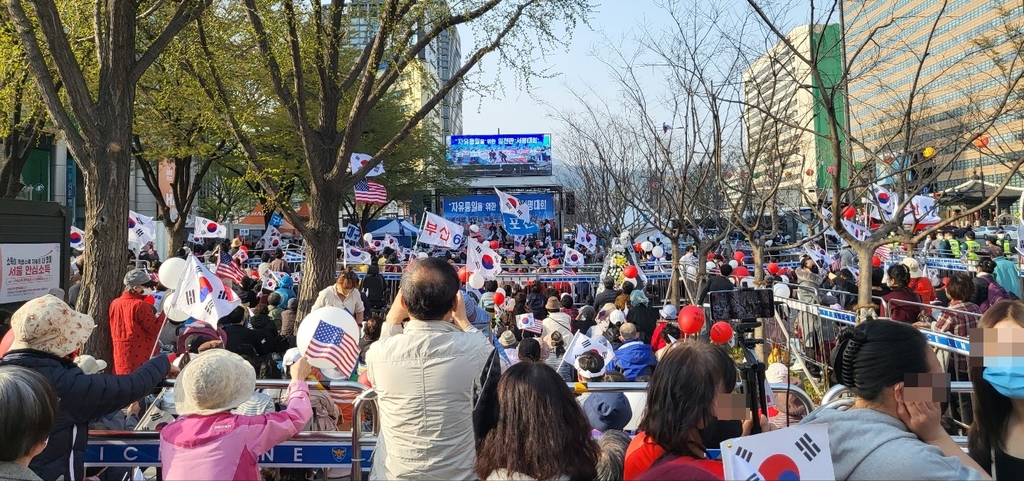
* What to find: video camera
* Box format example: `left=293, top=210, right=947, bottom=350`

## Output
left=708, top=288, right=775, bottom=434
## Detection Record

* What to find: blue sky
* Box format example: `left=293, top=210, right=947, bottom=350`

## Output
left=460, top=1, right=812, bottom=139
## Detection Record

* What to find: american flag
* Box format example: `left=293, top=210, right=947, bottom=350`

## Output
left=307, top=320, right=361, bottom=375
left=875, top=244, right=891, bottom=262
left=354, top=179, right=387, bottom=204
left=215, top=249, right=246, bottom=284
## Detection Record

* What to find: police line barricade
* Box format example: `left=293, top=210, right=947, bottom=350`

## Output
left=87, top=379, right=377, bottom=475
left=85, top=431, right=375, bottom=469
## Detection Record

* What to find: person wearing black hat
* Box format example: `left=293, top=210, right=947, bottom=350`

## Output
left=108, top=268, right=161, bottom=375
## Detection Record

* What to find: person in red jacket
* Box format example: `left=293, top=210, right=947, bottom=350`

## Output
left=109, top=268, right=163, bottom=375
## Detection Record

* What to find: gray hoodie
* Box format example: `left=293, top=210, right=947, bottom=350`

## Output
left=800, top=408, right=984, bottom=481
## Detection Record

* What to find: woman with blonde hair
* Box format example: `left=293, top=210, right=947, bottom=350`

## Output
left=311, top=268, right=365, bottom=325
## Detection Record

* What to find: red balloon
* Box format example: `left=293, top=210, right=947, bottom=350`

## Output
left=490, top=240, right=500, bottom=250
left=872, top=255, right=882, bottom=268
left=841, top=206, right=857, bottom=219
left=0, top=329, right=12, bottom=358
left=493, top=292, right=506, bottom=305
left=733, top=266, right=750, bottom=277
left=458, top=266, right=468, bottom=282
left=733, top=251, right=746, bottom=262
left=766, top=262, right=780, bottom=275
left=623, top=265, right=639, bottom=278
left=710, top=321, right=733, bottom=343
left=679, top=305, right=705, bottom=335
left=634, top=243, right=643, bottom=253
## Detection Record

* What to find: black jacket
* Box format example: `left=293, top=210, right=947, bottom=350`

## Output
left=626, top=304, right=658, bottom=341
left=223, top=324, right=277, bottom=357
left=0, top=349, right=170, bottom=481
left=698, top=275, right=735, bottom=305
left=593, top=289, right=621, bottom=309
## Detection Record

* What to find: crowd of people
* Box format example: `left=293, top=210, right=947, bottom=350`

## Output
left=1, top=225, right=1023, bottom=480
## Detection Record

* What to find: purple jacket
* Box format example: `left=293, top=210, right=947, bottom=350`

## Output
left=159, top=381, right=312, bottom=481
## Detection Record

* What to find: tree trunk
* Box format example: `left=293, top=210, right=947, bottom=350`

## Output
left=668, top=238, right=680, bottom=307
left=0, top=153, right=30, bottom=198
left=751, top=243, right=764, bottom=285
left=166, top=218, right=187, bottom=259
left=296, top=184, right=341, bottom=319
left=856, top=245, right=877, bottom=322
left=78, top=145, right=133, bottom=364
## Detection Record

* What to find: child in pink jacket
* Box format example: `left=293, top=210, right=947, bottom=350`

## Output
left=159, top=349, right=313, bottom=481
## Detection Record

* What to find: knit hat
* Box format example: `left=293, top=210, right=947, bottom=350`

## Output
left=659, top=304, right=678, bottom=320
left=583, top=393, right=633, bottom=431
left=175, top=349, right=256, bottom=416
left=545, top=296, right=561, bottom=311
left=499, top=330, right=517, bottom=348
left=630, top=290, right=649, bottom=306
left=11, top=295, right=95, bottom=357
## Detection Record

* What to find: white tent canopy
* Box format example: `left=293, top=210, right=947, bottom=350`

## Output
left=369, top=219, right=419, bottom=237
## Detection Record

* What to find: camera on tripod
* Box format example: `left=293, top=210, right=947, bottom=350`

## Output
left=708, top=288, right=775, bottom=434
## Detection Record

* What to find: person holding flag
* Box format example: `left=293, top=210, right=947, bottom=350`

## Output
left=495, top=188, right=539, bottom=236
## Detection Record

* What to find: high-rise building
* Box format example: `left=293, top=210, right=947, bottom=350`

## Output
left=436, top=27, right=463, bottom=138
left=844, top=1, right=1024, bottom=206
left=347, top=2, right=463, bottom=141
left=742, top=24, right=847, bottom=206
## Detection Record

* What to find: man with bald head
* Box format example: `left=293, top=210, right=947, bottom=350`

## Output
left=366, top=257, right=493, bottom=480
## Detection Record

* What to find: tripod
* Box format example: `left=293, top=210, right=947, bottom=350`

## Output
left=734, top=320, right=769, bottom=435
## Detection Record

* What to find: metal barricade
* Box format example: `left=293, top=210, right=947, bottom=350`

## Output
left=350, top=389, right=379, bottom=481
left=87, top=379, right=374, bottom=477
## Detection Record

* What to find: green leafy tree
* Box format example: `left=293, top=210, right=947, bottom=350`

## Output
left=191, top=0, right=593, bottom=316
left=7, top=0, right=209, bottom=360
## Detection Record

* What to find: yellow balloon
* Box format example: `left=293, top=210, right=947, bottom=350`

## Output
left=923, top=146, right=936, bottom=158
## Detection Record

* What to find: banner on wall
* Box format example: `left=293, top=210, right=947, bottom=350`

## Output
left=0, top=243, right=61, bottom=303
left=443, top=193, right=556, bottom=226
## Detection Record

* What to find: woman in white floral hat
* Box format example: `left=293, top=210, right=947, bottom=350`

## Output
left=0, top=295, right=173, bottom=481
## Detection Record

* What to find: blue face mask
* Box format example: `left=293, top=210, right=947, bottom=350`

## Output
left=983, top=364, right=1024, bottom=399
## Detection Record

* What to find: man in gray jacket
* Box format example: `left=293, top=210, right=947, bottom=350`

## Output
left=367, top=257, right=492, bottom=480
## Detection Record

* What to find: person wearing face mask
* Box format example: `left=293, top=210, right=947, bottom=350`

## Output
left=969, top=301, right=1024, bottom=478
left=623, top=340, right=767, bottom=480
left=109, top=268, right=164, bottom=375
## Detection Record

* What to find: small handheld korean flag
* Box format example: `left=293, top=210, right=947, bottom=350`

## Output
left=564, top=247, right=585, bottom=267
left=70, top=226, right=86, bottom=250
left=350, top=152, right=385, bottom=177
left=516, top=313, right=542, bottom=334
left=195, top=216, right=227, bottom=238
left=561, top=331, right=616, bottom=367
left=128, top=210, right=156, bottom=244
left=576, top=225, right=597, bottom=251
left=722, top=424, right=835, bottom=481
left=166, top=255, right=241, bottom=323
